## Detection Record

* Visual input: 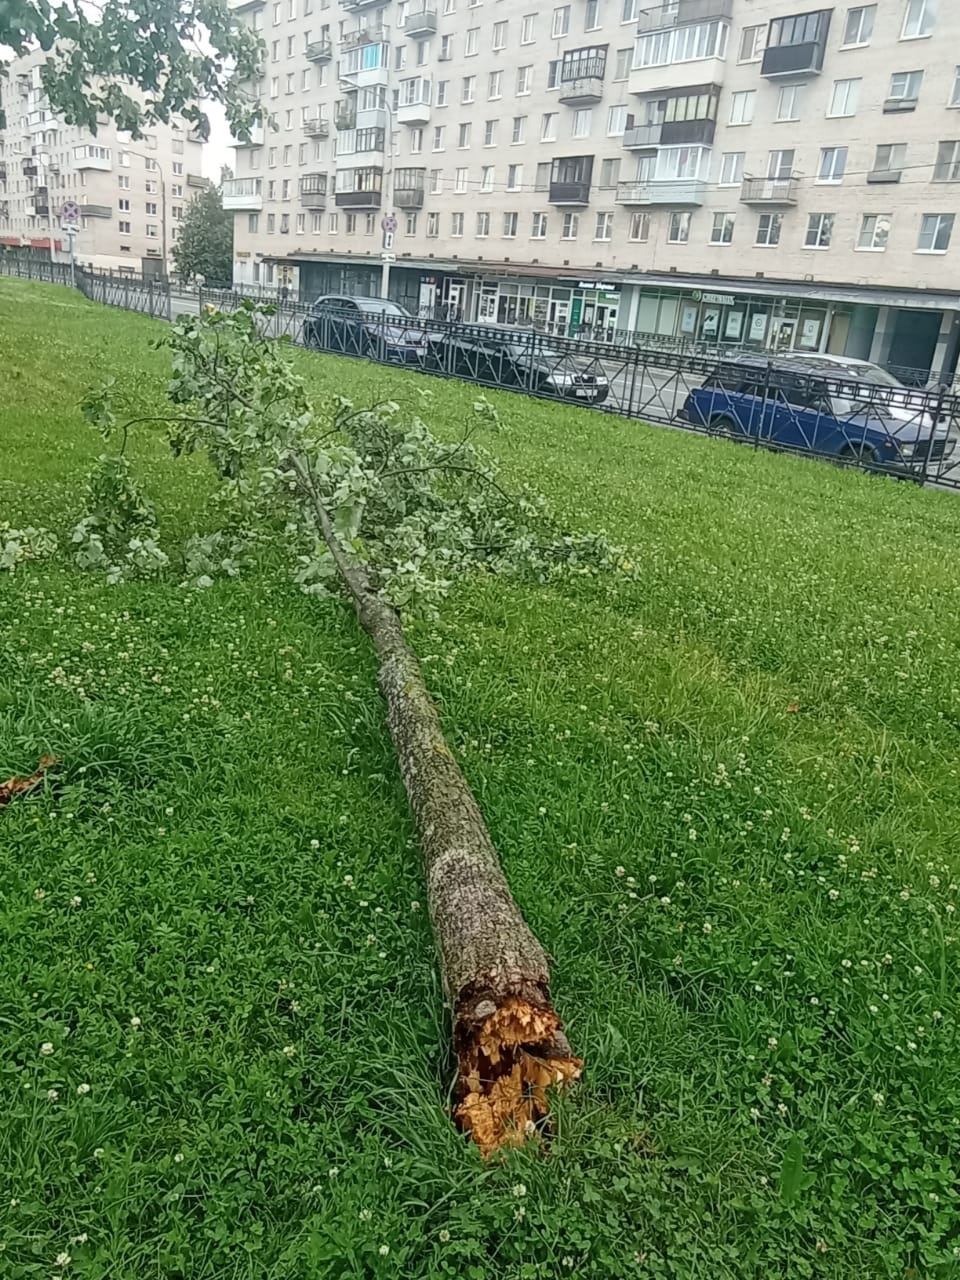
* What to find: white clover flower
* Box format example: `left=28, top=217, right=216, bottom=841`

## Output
left=40, top=1042, right=54, bottom=1056
left=76, top=1083, right=91, bottom=1096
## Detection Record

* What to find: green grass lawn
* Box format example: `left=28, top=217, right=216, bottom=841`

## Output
left=3, top=276, right=960, bottom=1279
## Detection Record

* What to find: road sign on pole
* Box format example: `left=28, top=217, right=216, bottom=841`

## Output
left=61, top=200, right=80, bottom=227
left=381, top=214, right=397, bottom=234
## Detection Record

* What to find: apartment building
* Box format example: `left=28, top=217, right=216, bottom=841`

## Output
left=0, top=51, right=205, bottom=273
left=227, top=0, right=960, bottom=378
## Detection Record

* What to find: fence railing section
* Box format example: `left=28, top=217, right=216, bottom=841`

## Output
left=3, top=254, right=958, bottom=489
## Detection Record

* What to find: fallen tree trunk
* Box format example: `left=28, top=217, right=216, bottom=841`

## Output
left=291, top=458, right=581, bottom=1155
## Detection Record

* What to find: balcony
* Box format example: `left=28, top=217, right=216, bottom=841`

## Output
left=623, top=123, right=662, bottom=149
left=335, top=188, right=383, bottom=208
left=662, top=118, right=716, bottom=146
left=404, top=7, right=437, bottom=37
left=304, top=118, right=330, bottom=137
left=341, top=0, right=389, bottom=10
left=866, top=167, right=902, bottom=184
left=558, top=76, right=605, bottom=106
left=398, top=83, right=432, bottom=125
left=227, top=0, right=265, bottom=10
left=187, top=173, right=207, bottom=188
left=335, top=107, right=357, bottom=131
left=548, top=180, right=591, bottom=205
left=341, top=24, right=387, bottom=49
left=299, top=173, right=328, bottom=208
left=305, top=38, right=333, bottom=62
left=395, top=169, right=425, bottom=208
left=222, top=177, right=263, bottom=210
left=630, top=58, right=726, bottom=95
left=30, top=202, right=50, bottom=217
left=740, top=175, right=799, bottom=205
left=761, top=11, right=831, bottom=79
left=636, top=0, right=732, bottom=33
left=80, top=204, right=112, bottom=218
left=233, top=123, right=265, bottom=147
left=615, top=178, right=706, bottom=205
left=72, top=149, right=111, bottom=172
left=357, top=107, right=389, bottom=132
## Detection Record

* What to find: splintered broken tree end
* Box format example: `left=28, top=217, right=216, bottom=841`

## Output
left=454, top=995, right=583, bottom=1157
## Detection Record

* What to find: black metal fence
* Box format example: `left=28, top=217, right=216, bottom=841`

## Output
left=3, top=254, right=959, bottom=490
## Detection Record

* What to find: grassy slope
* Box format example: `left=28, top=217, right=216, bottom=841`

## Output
left=2, top=277, right=960, bottom=1280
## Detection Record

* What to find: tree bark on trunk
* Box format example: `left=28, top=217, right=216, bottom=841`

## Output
left=292, top=461, right=581, bottom=1155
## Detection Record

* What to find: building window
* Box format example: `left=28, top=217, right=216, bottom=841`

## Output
left=437, top=81, right=448, bottom=106
left=667, top=211, right=691, bottom=243
left=440, top=33, right=453, bottom=58
left=629, top=211, right=650, bottom=241
left=270, top=77, right=279, bottom=98
left=118, top=198, right=130, bottom=212
left=531, top=211, right=548, bottom=238
left=118, top=175, right=130, bottom=190
left=887, top=69, right=923, bottom=107
left=776, top=84, right=802, bottom=121
left=918, top=212, right=954, bottom=252
left=719, top=152, right=745, bottom=185
left=634, top=19, right=728, bottom=69
left=458, top=123, right=471, bottom=147
left=521, top=14, right=535, bottom=43
left=465, top=27, right=478, bottom=55
left=345, top=214, right=356, bottom=233
left=710, top=212, right=735, bottom=244
left=952, top=66, right=960, bottom=106
left=818, top=146, right=848, bottom=182
left=594, top=210, right=613, bottom=240
left=429, top=169, right=442, bottom=193
left=934, top=140, right=960, bottom=181
left=476, top=211, right=490, bottom=236
left=607, top=105, right=627, bottom=135
left=455, top=167, right=468, bottom=192
left=857, top=213, right=891, bottom=250
left=145, top=201, right=158, bottom=215
left=493, top=21, right=507, bottom=49
left=249, top=213, right=260, bottom=233
left=584, top=0, right=601, bottom=29
left=804, top=212, right=833, bottom=248
left=172, top=162, right=183, bottom=176
left=410, top=128, right=424, bottom=154
left=874, top=142, right=908, bottom=177
left=281, top=178, right=291, bottom=199
left=488, top=70, right=502, bottom=99
left=480, top=165, right=494, bottom=191
left=503, top=211, right=518, bottom=237
left=902, top=0, right=936, bottom=38
left=738, top=24, right=766, bottom=62
left=561, top=211, right=579, bottom=239
left=268, top=180, right=276, bottom=200
left=552, top=5, right=570, bottom=37
left=828, top=78, right=861, bottom=117
left=535, top=162, right=550, bottom=190
left=729, top=90, right=755, bottom=126
left=517, top=66, right=532, bottom=94
left=599, top=157, right=620, bottom=187
left=462, top=76, right=476, bottom=104
left=296, top=212, right=305, bottom=234
left=767, top=149, right=794, bottom=180
left=280, top=213, right=290, bottom=233
left=541, top=113, right=557, bottom=141
left=427, top=211, right=439, bottom=236
left=118, top=220, right=131, bottom=234
left=843, top=5, right=876, bottom=45
left=483, top=120, right=497, bottom=146
left=572, top=109, right=593, bottom=138
left=405, top=212, right=417, bottom=235
left=433, top=126, right=445, bottom=150
left=451, top=211, right=464, bottom=236
left=146, top=224, right=159, bottom=238
left=756, top=212, right=782, bottom=246
left=614, top=47, right=632, bottom=79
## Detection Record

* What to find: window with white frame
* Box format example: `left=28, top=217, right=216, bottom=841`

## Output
left=531, top=211, right=548, bottom=238
left=607, top=105, right=627, bottom=135
left=512, top=116, right=526, bottom=143
left=435, top=80, right=448, bottom=106
left=462, top=75, right=476, bottom=103
left=430, top=169, right=443, bottom=193
left=433, top=125, right=445, bottom=149
left=710, top=212, right=735, bottom=244
left=311, top=213, right=322, bottom=232
left=488, top=70, right=502, bottom=99
left=451, top=211, right=464, bottom=236
left=455, top=166, right=468, bottom=192
left=776, top=84, right=802, bottom=121
left=874, top=142, right=907, bottom=176
left=584, top=0, right=601, bottom=30
left=738, top=24, right=766, bottom=61
left=458, top=122, right=471, bottom=147
left=629, top=211, right=650, bottom=240
left=520, top=13, right=535, bottom=42
left=118, top=198, right=130, bottom=212
left=572, top=109, right=592, bottom=138
left=952, top=66, right=960, bottom=106
left=595, top=210, right=613, bottom=239
left=465, top=27, right=478, bottom=55
left=118, top=174, right=130, bottom=190
left=118, top=220, right=131, bottom=234
left=146, top=224, right=159, bottom=238
left=547, top=61, right=562, bottom=90
left=902, top=0, right=936, bottom=39
left=843, top=5, right=876, bottom=45
left=552, top=5, right=570, bottom=37
left=804, top=212, right=833, bottom=248
left=818, top=146, right=847, bottom=182
left=483, top=119, right=497, bottom=146
left=427, top=211, right=439, bottom=236
left=857, top=212, right=891, bottom=249
left=887, top=69, right=922, bottom=104
left=729, top=90, right=755, bottom=125
left=667, top=211, right=691, bottom=243
left=493, top=20, right=507, bottom=49
left=503, top=211, right=518, bottom=236
left=561, top=211, right=579, bottom=238
left=480, top=165, right=494, bottom=191
left=541, top=113, right=557, bottom=141
left=756, top=212, right=782, bottom=246
left=614, top=47, right=632, bottom=79
left=296, top=212, right=305, bottom=234
left=329, top=213, right=339, bottom=233
left=535, top=162, right=550, bottom=190
left=918, top=212, right=954, bottom=251
left=410, top=128, right=424, bottom=154
left=934, top=140, right=960, bottom=181
left=517, top=65, right=532, bottom=94
left=621, top=0, right=638, bottom=19
left=476, top=211, right=490, bottom=236
left=634, top=20, right=729, bottom=69
left=719, top=151, right=745, bottom=185
left=829, top=78, right=861, bottom=116
left=440, top=33, right=453, bottom=57
left=767, top=149, right=795, bottom=179
left=600, top=157, right=620, bottom=187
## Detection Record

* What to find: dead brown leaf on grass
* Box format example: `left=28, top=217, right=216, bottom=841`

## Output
left=0, top=755, right=60, bottom=808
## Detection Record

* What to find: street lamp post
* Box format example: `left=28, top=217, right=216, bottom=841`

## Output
left=339, top=74, right=396, bottom=300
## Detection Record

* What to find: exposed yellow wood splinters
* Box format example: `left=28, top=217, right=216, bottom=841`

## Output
left=455, top=997, right=582, bottom=1157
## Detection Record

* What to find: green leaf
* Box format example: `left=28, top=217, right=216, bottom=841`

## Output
left=779, top=1134, right=805, bottom=1205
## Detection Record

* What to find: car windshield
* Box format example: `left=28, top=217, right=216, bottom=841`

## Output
left=354, top=299, right=412, bottom=319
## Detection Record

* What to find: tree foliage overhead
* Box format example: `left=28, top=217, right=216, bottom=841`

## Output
left=0, top=0, right=263, bottom=140
left=171, top=184, right=234, bottom=286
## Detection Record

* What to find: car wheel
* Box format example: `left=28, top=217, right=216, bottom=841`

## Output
left=839, top=442, right=880, bottom=467
left=708, top=414, right=740, bottom=438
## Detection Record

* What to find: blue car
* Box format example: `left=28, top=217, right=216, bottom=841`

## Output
left=680, top=359, right=956, bottom=475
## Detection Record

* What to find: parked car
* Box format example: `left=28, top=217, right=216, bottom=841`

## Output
left=302, top=295, right=433, bottom=365
left=780, top=353, right=906, bottom=388
left=679, top=358, right=957, bottom=474
left=426, top=330, right=610, bottom=404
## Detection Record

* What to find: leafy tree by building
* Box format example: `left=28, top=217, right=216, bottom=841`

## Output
left=172, top=183, right=234, bottom=287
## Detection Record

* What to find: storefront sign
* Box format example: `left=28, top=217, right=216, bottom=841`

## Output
left=569, top=296, right=583, bottom=334
left=725, top=311, right=744, bottom=340
left=578, top=281, right=619, bottom=291
left=749, top=313, right=768, bottom=341
left=801, top=317, right=821, bottom=347
left=680, top=304, right=698, bottom=335
left=701, top=292, right=737, bottom=307
left=702, top=308, right=720, bottom=335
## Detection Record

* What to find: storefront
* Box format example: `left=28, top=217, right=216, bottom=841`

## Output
left=474, top=277, right=622, bottom=340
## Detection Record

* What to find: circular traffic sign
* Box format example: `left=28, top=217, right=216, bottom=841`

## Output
left=381, top=214, right=397, bottom=233
left=61, top=200, right=80, bottom=225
